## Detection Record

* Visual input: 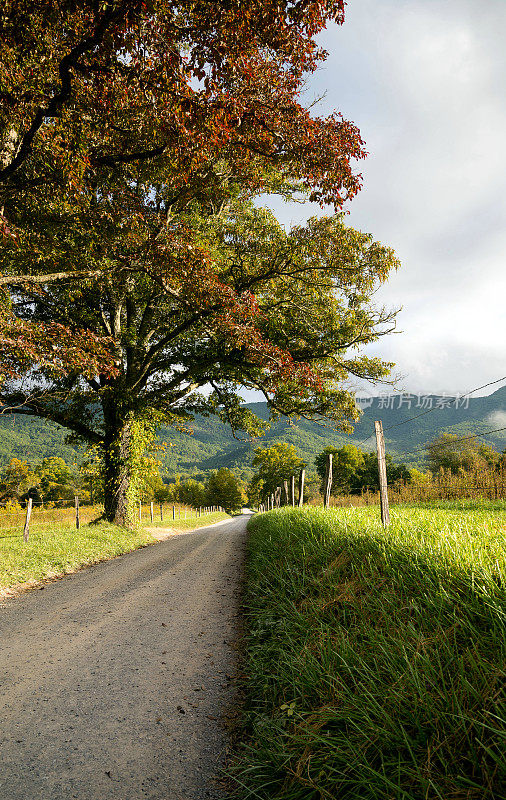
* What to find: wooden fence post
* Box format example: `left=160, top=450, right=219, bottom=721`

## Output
left=150, top=501, right=154, bottom=523
left=324, top=453, right=333, bottom=508
left=23, top=498, right=32, bottom=543
left=160, top=503, right=163, bottom=521
left=283, top=480, right=289, bottom=506
left=298, top=469, right=305, bottom=507
left=139, top=500, right=142, bottom=524
left=172, top=504, right=175, bottom=520
left=374, top=420, right=390, bottom=527
left=291, top=475, right=295, bottom=506
left=75, top=495, right=80, bottom=530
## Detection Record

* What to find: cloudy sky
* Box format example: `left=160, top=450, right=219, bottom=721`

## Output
left=262, top=0, right=506, bottom=398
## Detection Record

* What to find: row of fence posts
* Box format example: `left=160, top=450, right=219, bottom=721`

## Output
left=22, top=499, right=224, bottom=542
left=257, top=468, right=306, bottom=513
left=138, top=503, right=222, bottom=524
left=258, top=420, right=390, bottom=528
left=21, top=422, right=391, bottom=537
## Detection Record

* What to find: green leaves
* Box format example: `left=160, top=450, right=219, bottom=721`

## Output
left=206, top=467, right=246, bottom=513
left=0, top=2, right=401, bottom=522
left=250, top=443, right=304, bottom=501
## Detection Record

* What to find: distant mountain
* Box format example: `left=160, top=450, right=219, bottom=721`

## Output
left=1, top=386, right=506, bottom=479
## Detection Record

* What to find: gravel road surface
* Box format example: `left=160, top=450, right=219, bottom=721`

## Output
left=0, top=513, right=250, bottom=800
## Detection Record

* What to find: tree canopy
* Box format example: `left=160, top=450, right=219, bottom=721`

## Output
left=426, top=434, right=499, bottom=475
left=315, top=444, right=364, bottom=495
left=0, top=2, right=400, bottom=525
left=315, top=444, right=412, bottom=495
left=206, top=467, right=246, bottom=513
left=250, top=442, right=305, bottom=503
left=0, top=0, right=364, bottom=377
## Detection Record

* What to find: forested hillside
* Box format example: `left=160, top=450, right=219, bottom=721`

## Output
left=2, top=387, right=505, bottom=479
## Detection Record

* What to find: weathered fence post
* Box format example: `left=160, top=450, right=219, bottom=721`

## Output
left=283, top=480, right=289, bottom=505
left=172, top=504, right=175, bottom=520
left=324, top=453, right=333, bottom=508
left=298, top=468, right=305, bottom=507
left=138, top=500, right=142, bottom=524
left=160, top=503, right=163, bottom=522
left=374, top=420, right=390, bottom=527
left=291, top=475, right=295, bottom=506
left=23, top=498, right=32, bottom=542
left=75, top=495, right=80, bottom=530
left=150, top=501, right=154, bottom=523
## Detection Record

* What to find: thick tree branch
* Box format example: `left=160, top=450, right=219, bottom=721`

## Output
left=0, top=2, right=137, bottom=184
left=0, top=401, right=101, bottom=444
left=0, top=270, right=102, bottom=286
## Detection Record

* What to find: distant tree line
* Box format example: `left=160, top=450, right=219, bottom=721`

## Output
left=248, top=434, right=506, bottom=505
left=3, top=430, right=503, bottom=512
left=0, top=457, right=246, bottom=513
left=315, top=444, right=412, bottom=496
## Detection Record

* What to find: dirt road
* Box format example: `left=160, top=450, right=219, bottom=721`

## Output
left=0, top=514, right=250, bottom=800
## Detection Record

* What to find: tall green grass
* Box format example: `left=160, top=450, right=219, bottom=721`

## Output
left=0, top=522, right=155, bottom=590
left=234, top=505, right=506, bottom=799
left=0, top=509, right=229, bottom=591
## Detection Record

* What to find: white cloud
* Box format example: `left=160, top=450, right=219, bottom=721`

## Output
left=488, top=410, right=506, bottom=427
left=262, top=0, right=506, bottom=396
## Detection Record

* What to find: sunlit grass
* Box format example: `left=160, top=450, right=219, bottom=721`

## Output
left=0, top=503, right=105, bottom=532
left=0, top=507, right=231, bottom=592
left=233, top=503, right=506, bottom=799
left=145, top=510, right=230, bottom=529
left=0, top=521, right=155, bottom=590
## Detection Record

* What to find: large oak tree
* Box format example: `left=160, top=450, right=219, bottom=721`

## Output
left=1, top=1, right=400, bottom=524
left=0, top=0, right=363, bottom=382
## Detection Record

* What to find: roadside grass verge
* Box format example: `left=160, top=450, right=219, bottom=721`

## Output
left=234, top=505, right=506, bottom=799
left=146, top=510, right=230, bottom=529
left=0, top=522, right=155, bottom=591
left=0, top=510, right=232, bottom=593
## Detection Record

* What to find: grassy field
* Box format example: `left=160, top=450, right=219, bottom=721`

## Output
left=234, top=503, right=506, bottom=799
left=0, top=507, right=229, bottom=592
left=146, top=510, right=230, bottom=529
left=0, top=521, right=155, bottom=591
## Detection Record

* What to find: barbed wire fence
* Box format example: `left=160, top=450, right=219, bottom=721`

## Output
left=258, top=373, right=506, bottom=522
left=4, top=374, right=506, bottom=536
left=1, top=495, right=225, bottom=542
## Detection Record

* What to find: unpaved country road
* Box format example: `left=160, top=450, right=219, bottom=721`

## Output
left=0, top=513, right=250, bottom=800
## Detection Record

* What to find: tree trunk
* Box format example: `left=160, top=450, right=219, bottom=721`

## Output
left=103, top=414, right=133, bottom=527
